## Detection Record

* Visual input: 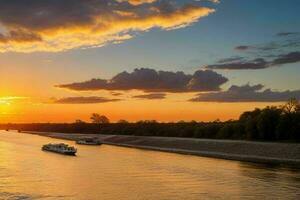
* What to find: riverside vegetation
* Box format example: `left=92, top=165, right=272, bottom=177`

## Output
left=1, top=99, right=299, bottom=142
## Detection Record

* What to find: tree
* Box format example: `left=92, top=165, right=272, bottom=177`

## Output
left=276, top=98, right=300, bottom=140
left=239, top=108, right=261, bottom=140
left=257, top=106, right=282, bottom=140
left=118, top=119, right=129, bottom=123
left=281, top=98, right=300, bottom=114
left=90, top=113, right=110, bottom=124
left=74, top=119, right=86, bottom=124
left=136, top=120, right=157, bottom=124
left=73, top=119, right=86, bottom=132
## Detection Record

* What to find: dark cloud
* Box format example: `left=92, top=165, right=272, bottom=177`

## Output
left=206, top=51, right=300, bottom=70
left=232, top=32, right=300, bottom=56
left=234, top=44, right=279, bottom=52
left=255, top=40, right=300, bottom=52
left=132, top=93, right=166, bottom=99
left=207, top=58, right=268, bottom=70
left=190, top=84, right=300, bottom=102
left=56, top=68, right=228, bottom=92
left=52, top=96, right=121, bottom=104
left=277, top=32, right=299, bottom=37
left=235, top=39, right=300, bottom=53
left=271, top=51, right=300, bottom=65
left=111, top=92, right=123, bottom=96
left=0, top=30, right=42, bottom=43
left=234, top=45, right=253, bottom=51
left=0, top=0, right=215, bottom=52
left=0, top=0, right=105, bottom=31
left=203, top=32, right=300, bottom=71
left=217, top=56, right=244, bottom=63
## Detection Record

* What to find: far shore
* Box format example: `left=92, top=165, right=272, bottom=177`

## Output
left=21, top=131, right=300, bottom=166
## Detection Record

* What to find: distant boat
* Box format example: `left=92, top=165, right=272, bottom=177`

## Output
left=18, top=130, right=21, bottom=133
left=76, top=137, right=102, bottom=145
left=42, top=143, right=77, bottom=156
left=5, top=129, right=9, bottom=131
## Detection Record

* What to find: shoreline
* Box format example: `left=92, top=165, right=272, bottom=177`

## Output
left=22, top=131, right=300, bottom=166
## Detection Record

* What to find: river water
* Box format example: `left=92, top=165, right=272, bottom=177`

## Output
left=0, top=130, right=299, bottom=200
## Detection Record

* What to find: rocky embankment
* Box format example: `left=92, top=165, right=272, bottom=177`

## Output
left=23, top=131, right=300, bottom=166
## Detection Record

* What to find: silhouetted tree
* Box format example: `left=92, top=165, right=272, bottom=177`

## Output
left=73, top=119, right=87, bottom=132
left=257, top=106, right=282, bottom=140
left=277, top=98, right=300, bottom=140
left=90, top=113, right=110, bottom=124
left=118, top=119, right=129, bottom=123
left=281, top=98, right=300, bottom=114
left=74, top=119, right=86, bottom=124
left=1, top=99, right=299, bottom=142
left=239, top=108, right=261, bottom=140
left=136, top=120, right=157, bottom=124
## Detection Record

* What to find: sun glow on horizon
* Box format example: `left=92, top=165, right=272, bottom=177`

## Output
left=0, top=96, right=29, bottom=105
left=0, top=96, right=29, bottom=122
left=0, top=94, right=281, bottom=123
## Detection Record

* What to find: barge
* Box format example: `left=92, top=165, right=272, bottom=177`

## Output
left=42, top=143, right=77, bottom=155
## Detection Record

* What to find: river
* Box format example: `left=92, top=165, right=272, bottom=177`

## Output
left=0, top=130, right=299, bottom=200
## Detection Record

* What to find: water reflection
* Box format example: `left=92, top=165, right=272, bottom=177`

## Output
left=0, top=131, right=300, bottom=200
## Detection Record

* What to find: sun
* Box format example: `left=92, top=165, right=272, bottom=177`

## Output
left=0, top=97, right=13, bottom=110
left=0, top=96, right=27, bottom=102
left=0, top=100, right=11, bottom=120
left=0, top=96, right=27, bottom=113
left=0, top=97, right=23, bottom=122
left=0, top=99, right=12, bottom=107
left=0, top=99, right=11, bottom=105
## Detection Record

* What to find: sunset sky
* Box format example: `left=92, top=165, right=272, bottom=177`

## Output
left=0, top=0, right=300, bottom=123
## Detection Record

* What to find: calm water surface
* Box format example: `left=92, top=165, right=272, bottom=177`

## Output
left=0, top=130, right=299, bottom=200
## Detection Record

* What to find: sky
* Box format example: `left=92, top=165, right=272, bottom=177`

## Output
left=0, top=0, right=300, bottom=123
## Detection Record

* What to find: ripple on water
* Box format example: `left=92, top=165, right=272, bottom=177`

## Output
left=0, top=131, right=300, bottom=200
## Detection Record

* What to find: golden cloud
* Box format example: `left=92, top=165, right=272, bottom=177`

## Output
left=0, top=1, right=214, bottom=53
left=117, top=0, right=157, bottom=5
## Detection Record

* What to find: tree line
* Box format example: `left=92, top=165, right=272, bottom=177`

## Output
left=1, top=99, right=299, bottom=142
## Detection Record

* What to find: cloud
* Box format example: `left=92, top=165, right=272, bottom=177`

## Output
left=195, top=0, right=220, bottom=4
left=217, top=56, right=244, bottom=63
left=0, top=0, right=215, bottom=53
left=132, top=93, right=166, bottom=99
left=111, top=92, right=123, bottom=96
left=234, top=45, right=253, bottom=51
left=117, top=0, right=157, bottom=5
left=56, top=68, right=228, bottom=92
left=234, top=32, right=300, bottom=53
left=205, top=51, right=300, bottom=70
left=276, top=32, right=299, bottom=37
left=234, top=44, right=280, bottom=52
left=207, top=58, right=268, bottom=70
left=209, top=0, right=220, bottom=3
left=0, top=30, right=42, bottom=43
left=190, top=84, right=300, bottom=102
left=51, top=96, right=121, bottom=104
left=271, top=51, right=300, bottom=65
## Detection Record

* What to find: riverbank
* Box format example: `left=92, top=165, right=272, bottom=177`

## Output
left=22, top=131, right=300, bottom=166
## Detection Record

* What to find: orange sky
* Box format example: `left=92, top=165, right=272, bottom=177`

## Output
left=0, top=0, right=299, bottom=123
left=0, top=94, right=280, bottom=123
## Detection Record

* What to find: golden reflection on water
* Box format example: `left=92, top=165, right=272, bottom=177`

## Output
left=0, top=130, right=300, bottom=200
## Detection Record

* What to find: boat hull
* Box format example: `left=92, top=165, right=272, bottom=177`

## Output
left=42, top=149, right=76, bottom=156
